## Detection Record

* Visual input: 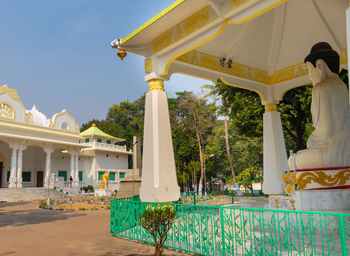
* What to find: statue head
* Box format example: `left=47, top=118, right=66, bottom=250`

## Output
left=304, top=42, right=339, bottom=85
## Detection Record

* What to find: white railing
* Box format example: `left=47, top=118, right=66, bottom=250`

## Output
left=81, top=142, right=130, bottom=152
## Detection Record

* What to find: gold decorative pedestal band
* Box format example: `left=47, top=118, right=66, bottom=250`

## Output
left=283, top=167, right=350, bottom=195
left=269, top=195, right=296, bottom=210
left=265, top=103, right=277, bottom=112
left=148, top=79, right=164, bottom=92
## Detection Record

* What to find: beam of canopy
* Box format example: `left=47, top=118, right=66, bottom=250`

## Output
left=115, top=0, right=348, bottom=103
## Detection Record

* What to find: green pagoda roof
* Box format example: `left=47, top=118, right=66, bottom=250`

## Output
left=80, top=124, right=125, bottom=141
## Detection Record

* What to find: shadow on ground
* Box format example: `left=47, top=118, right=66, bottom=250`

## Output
left=0, top=201, right=32, bottom=208
left=0, top=209, right=85, bottom=227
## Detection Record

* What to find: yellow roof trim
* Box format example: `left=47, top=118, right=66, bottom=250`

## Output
left=120, top=0, right=186, bottom=45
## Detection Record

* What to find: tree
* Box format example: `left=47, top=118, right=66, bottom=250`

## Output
left=213, top=79, right=314, bottom=154
left=202, top=81, right=238, bottom=185
left=236, top=166, right=263, bottom=192
left=81, top=96, right=145, bottom=150
left=139, top=205, right=176, bottom=256
left=176, top=92, right=217, bottom=192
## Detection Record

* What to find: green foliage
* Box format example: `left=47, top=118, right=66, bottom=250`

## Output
left=236, top=166, right=263, bottom=191
left=38, top=199, right=54, bottom=209
left=339, top=68, right=348, bottom=89
left=81, top=96, right=145, bottom=151
left=82, top=185, right=94, bottom=193
left=139, top=205, right=177, bottom=256
left=39, top=200, right=47, bottom=209
left=279, top=85, right=313, bottom=151
left=169, top=91, right=217, bottom=190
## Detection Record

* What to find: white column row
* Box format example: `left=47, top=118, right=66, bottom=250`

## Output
left=8, top=143, right=26, bottom=188
left=6, top=142, right=82, bottom=189
left=44, top=147, right=53, bottom=188
left=70, top=151, right=79, bottom=187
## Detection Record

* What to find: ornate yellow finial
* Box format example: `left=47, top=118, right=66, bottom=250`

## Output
left=117, top=49, right=127, bottom=60
left=92, top=123, right=96, bottom=127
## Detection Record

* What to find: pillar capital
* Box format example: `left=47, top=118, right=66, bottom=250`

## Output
left=264, top=103, right=277, bottom=112
left=148, top=79, right=164, bottom=92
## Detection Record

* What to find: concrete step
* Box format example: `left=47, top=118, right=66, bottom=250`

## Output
left=0, top=188, right=66, bottom=201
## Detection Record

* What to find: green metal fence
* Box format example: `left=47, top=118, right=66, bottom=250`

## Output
left=177, top=190, right=267, bottom=206
left=177, top=190, right=236, bottom=205
left=110, top=198, right=350, bottom=256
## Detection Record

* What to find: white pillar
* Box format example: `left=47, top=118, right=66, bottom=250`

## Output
left=262, top=103, right=288, bottom=195
left=140, top=78, right=180, bottom=202
left=16, top=146, right=24, bottom=188
left=8, top=146, right=17, bottom=188
left=73, top=153, right=79, bottom=187
left=346, top=2, right=350, bottom=102
left=44, top=149, right=52, bottom=188
left=70, top=152, right=74, bottom=185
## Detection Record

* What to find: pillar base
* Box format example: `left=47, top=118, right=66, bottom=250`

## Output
left=8, top=183, right=16, bottom=188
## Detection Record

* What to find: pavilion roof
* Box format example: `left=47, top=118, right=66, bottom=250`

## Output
left=114, top=0, right=348, bottom=103
left=79, top=124, right=125, bottom=142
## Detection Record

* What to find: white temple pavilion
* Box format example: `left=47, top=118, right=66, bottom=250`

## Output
left=111, top=0, right=349, bottom=204
left=0, top=84, right=132, bottom=190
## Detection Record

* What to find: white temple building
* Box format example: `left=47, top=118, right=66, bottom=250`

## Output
left=0, top=84, right=133, bottom=190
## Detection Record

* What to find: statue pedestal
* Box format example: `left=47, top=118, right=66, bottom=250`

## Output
left=293, top=189, right=350, bottom=211
left=270, top=166, right=350, bottom=211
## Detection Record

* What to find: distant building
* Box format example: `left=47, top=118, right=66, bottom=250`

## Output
left=0, top=84, right=138, bottom=192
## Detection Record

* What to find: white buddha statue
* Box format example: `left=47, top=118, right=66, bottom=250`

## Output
left=288, top=42, right=350, bottom=170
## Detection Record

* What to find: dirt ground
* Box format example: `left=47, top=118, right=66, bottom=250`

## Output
left=0, top=201, right=185, bottom=256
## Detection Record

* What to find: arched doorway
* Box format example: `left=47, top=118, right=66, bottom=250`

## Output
left=0, top=141, right=10, bottom=188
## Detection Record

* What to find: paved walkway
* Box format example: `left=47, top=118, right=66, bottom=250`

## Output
left=0, top=201, right=184, bottom=256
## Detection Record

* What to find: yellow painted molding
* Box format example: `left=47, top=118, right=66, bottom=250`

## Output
left=152, top=6, right=212, bottom=54
left=297, top=170, right=350, bottom=190
left=0, top=85, right=29, bottom=123
left=120, top=0, right=186, bottom=46
left=265, top=103, right=277, bottom=112
left=51, top=109, right=77, bottom=132
left=0, top=132, right=86, bottom=148
left=283, top=169, right=350, bottom=195
left=0, top=85, right=20, bottom=101
left=144, top=58, right=153, bottom=73
left=0, top=101, right=16, bottom=121
left=160, top=20, right=229, bottom=77
left=175, top=48, right=348, bottom=86
left=149, top=79, right=164, bottom=91
left=0, top=120, right=83, bottom=138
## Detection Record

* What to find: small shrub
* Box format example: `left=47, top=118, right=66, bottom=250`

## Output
left=82, top=185, right=94, bottom=193
left=39, top=200, right=47, bottom=209
left=139, top=205, right=177, bottom=256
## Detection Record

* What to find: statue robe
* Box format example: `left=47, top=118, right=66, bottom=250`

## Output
left=289, top=77, right=350, bottom=169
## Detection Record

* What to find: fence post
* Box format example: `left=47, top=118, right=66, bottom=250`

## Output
left=231, top=190, right=234, bottom=204
left=193, top=192, right=196, bottom=205
left=220, top=207, right=226, bottom=255
left=339, top=215, right=348, bottom=256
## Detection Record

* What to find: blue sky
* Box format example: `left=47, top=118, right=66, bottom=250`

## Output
left=0, top=0, right=210, bottom=125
